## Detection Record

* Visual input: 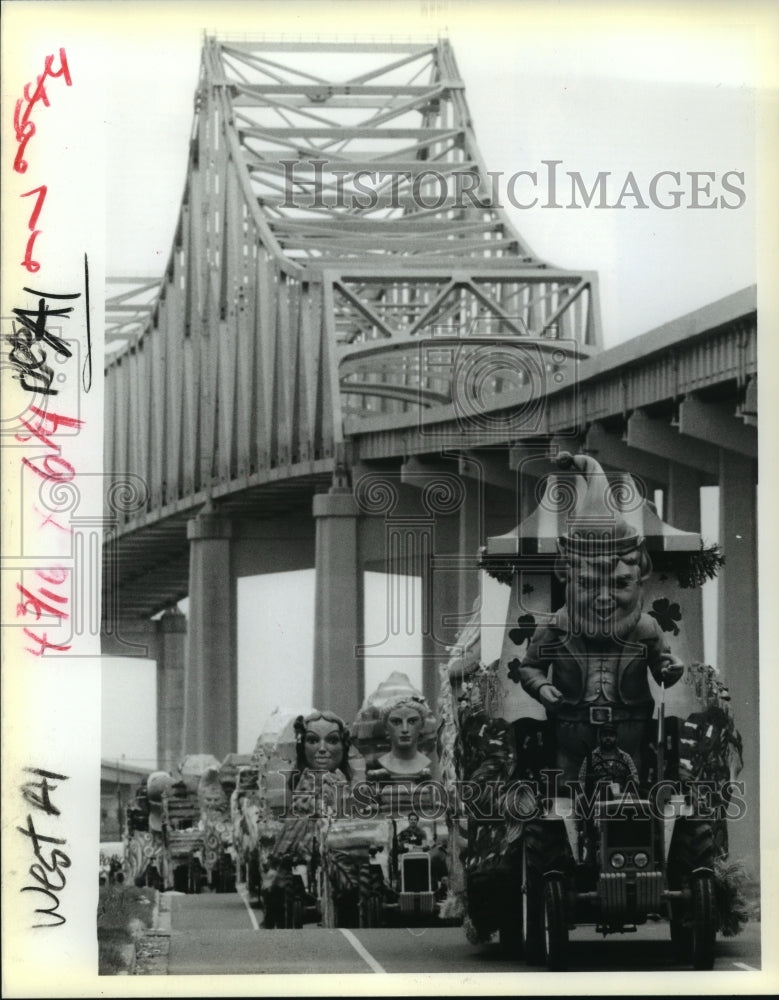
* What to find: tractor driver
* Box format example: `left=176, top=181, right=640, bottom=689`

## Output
left=397, top=812, right=428, bottom=852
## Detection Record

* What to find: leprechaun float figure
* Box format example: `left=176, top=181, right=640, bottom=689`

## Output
left=518, top=451, right=685, bottom=786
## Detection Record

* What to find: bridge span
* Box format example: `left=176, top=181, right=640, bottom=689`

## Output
left=101, top=38, right=757, bottom=870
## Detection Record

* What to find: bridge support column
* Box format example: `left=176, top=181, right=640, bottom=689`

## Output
left=155, top=608, right=187, bottom=773
left=716, top=450, right=758, bottom=876
left=665, top=462, right=704, bottom=658
left=313, top=488, right=363, bottom=721
left=422, top=565, right=459, bottom=711
left=183, top=511, right=237, bottom=759
left=458, top=477, right=482, bottom=619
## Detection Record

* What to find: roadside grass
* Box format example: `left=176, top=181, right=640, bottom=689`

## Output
left=97, top=884, right=156, bottom=974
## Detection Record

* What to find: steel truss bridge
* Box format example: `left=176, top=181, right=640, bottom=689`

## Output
left=101, top=37, right=757, bottom=871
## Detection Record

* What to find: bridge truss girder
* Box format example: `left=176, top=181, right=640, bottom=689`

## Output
left=104, top=37, right=599, bottom=548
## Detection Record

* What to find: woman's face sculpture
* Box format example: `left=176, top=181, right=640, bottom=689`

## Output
left=385, top=705, right=424, bottom=752
left=303, top=717, right=345, bottom=771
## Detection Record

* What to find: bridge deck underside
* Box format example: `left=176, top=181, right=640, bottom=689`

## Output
left=103, top=469, right=332, bottom=621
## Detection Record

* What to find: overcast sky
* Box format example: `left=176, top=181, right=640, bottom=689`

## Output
left=24, top=0, right=759, bottom=765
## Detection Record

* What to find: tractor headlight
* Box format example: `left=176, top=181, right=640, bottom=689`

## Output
left=633, top=851, right=649, bottom=869
left=610, top=852, right=626, bottom=870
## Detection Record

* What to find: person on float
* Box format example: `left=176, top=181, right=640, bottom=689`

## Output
left=396, top=811, right=429, bottom=852
left=577, top=722, right=640, bottom=796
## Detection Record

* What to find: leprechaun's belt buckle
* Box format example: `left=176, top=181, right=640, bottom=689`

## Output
left=589, top=705, right=612, bottom=725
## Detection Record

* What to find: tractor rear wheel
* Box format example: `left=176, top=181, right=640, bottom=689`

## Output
left=358, top=865, right=383, bottom=928
left=669, top=910, right=691, bottom=959
left=667, top=820, right=716, bottom=963
left=521, top=820, right=571, bottom=966
left=173, top=864, right=188, bottom=893
left=498, top=910, right=524, bottom=960
left=247, top=851, right=261, bottom=902
left=521, top=840, right=546, bottom=965
left=498, top=862, right=524, bottom=959
left=667, top=820, right=715, bottom=882
left=691, top=873, right=716, bottom=970
left=544, top=877, right=569, bottom=972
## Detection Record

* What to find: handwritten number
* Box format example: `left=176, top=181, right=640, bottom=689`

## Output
left=19, top=186, right=47, bottom=272
left=21, top=186, right=47, bottom=229
left=14, top=49, right=71, bottom=174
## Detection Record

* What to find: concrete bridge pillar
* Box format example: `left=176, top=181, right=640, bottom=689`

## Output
left=155, top=607, right=187, bottom=773
left=313, top=487, right=363, bottom=722
left=421, top=563, right=459, bottom=710
left=716, top=450, right=758, bottom=876
left=183, top=510, right=237, bottom=759
left=665, top=461, right=704, bottom=658
left=457, top=470, right=483, bottom=619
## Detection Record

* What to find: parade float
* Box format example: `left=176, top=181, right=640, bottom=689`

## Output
left=323, top=673, right=450, bottom=928
left=124, top=753, right=240, bottom=893
left=438, top=451, right=746, bottom=969
left=234, top=675, right=450, bottom=928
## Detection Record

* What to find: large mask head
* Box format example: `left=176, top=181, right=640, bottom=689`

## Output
left=381, top=697, right=425, bottom=755
left=552, top=451, right=653, bottom=640
left=294, top=710, right=350, bottom=775
left=558, top=541, right=651, bottom=639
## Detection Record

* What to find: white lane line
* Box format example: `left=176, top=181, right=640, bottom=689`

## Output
left=732, top=962, right=759, bottom=971
left=339, top=928, right=387, bottom=974
left=236, top=883, right=260, bottom=931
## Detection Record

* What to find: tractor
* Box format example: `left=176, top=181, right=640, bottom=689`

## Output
left=356, top=817, right=449, bottom=928
left=513, top=788, right=718, bottom=970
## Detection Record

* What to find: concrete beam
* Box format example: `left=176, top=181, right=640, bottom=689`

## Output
left=509, top=444, right=567, bottom=480
left=421, top=561, right=460, bottom=710
left=456, top=455, right=487, bottom=618
left=182, top=511, right=237, bottom=759
left=231, top=517, right=315, bottom=577
left=584, top=422, right=669, bottom=486
left=665, top=462, right=704, bottom=657
left=716, top=449, right=758, bottom=875
left=400, top=455, right=460, bottom=484
left=156, top=608, right=187, bottom=773
left=457, top=449, right=516, bottom=494
left=313, top=488, right=364, bottom=721
left=739, top=375, right=757, bottom=428
left=678, top=395, right=757, bottom=459
left=626, top=410, right=719, bottom=477
left=101, top=619, right=159, bottom=659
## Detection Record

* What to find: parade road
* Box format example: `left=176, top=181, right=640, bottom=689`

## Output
left=162, top=890, right=761, bottom=976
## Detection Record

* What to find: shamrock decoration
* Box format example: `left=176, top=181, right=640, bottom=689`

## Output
left=507, top=658, right=522, bottom=684
left=649, top=597, right=682, bottom=636
left=509, top=613, right=536, bottom=647
left=522, top=583, right=535, bottom=596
